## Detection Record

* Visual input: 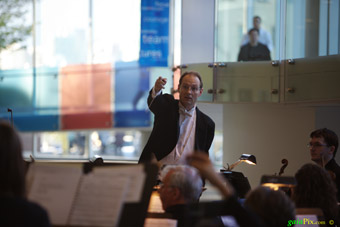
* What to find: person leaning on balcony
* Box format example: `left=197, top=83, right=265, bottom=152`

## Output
left=238, top=28, right=271, bottom=62
left=0, top=121, right=51, bottom=227
left=240, top=15, right=273, bottom=52
left=138, top=71, right=215, bottom=165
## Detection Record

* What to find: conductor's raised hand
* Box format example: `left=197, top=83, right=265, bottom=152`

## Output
left=154, top=77, right=167, bottom=93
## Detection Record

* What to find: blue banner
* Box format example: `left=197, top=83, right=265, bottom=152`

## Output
left=139, top=0, right=169, bottom=67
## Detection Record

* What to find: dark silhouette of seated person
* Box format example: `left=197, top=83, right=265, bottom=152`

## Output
left=188, top=152, right=294, bottom=227
left=238, top=28, right=271, bottom=62
left=158, top=165, right=204, bottom=226
left=0, top=121, right=51, bottom=227
left=308, top=128, right=340, bottom=202
left=292, top=163, right=339, bottom=225
left=244, top=186, right=296, bottom=227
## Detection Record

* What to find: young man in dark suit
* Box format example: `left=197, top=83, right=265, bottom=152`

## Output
left=309, top=128, right=340, bottom=201
left=138, top=71, right=215, bottom=164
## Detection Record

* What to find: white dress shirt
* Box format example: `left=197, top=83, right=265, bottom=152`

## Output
left=151, top=87, right=196, bottom=165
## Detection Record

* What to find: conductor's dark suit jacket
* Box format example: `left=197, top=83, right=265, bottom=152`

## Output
left=138, top=90, right=215, bottom=163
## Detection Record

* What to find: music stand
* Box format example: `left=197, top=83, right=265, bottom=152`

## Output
left=220, top=171, right=251, bottom=198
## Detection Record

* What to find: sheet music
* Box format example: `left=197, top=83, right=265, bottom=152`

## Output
left=144, top=218, right=177, bottom=227
left=93, top=165, right=146, bottom=202
left=27, top=163, right=83, bottom=225
left=69, top=172, right=130, bottom=227
left=27, top=163, right=148, bottom=227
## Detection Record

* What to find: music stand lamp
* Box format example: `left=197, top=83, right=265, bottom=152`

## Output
left=220, top=154, right=256, bottom=198
left=226, top=154, right=256, bottom=171
left=261, top=175, right=296, bottom=191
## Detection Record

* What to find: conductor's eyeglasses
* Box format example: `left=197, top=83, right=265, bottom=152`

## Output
left=181, top=85, right=200, bottom=92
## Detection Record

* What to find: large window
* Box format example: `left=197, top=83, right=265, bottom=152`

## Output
left=35, top=0, right=140, bottom=67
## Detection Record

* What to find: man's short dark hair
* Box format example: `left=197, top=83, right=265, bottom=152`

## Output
left=248, top=28, right=259, bottom=35
left=179, top=71, right=203, bottom=89
left=253, top=15, right=262, bottom=22
left=310, top=128, right=339, bottom=157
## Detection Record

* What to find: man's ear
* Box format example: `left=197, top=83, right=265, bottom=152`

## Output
left=172, top=187, right=182, bottom=200
left=198, top=88, right=203, bottom=97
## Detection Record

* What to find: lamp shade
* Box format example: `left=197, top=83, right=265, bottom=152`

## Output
left=239, top=154, right=256, bottom=165
left=225, top=154, right=257, bottom=171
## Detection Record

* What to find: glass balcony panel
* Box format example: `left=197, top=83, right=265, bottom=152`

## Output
left=181, top=63, right=213, bottom=102
left=285, top=55, right=340, bottom=102
left=215, top=61, right=279, bottom=103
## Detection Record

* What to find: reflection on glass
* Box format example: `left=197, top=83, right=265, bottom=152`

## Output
left=90, top=130, right=142, bottom=160
left=237, top=28, right=271, bottom=62
left=34, top=130, right=142, bottom=161
left=35, top=131, right=87, bottom=159
left=27, top=128, right=223, bottom=167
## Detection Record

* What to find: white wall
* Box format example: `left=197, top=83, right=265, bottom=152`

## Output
left=181, top=0, right=215, bottom=64
left=222, top=103, right=316, bottom=189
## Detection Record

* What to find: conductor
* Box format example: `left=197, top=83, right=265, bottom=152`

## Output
left=138, top=71, right=215, bottom=165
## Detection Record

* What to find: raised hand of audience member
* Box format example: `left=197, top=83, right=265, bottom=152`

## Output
left=187, top=152, right=234, bottom=199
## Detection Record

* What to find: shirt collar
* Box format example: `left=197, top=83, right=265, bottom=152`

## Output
left=178, top=102, right=196, bottom=116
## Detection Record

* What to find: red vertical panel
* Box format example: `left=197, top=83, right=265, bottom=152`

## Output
left=60, top=64, right=113, bottom=129
left=61, top=112, right=112, bottom=130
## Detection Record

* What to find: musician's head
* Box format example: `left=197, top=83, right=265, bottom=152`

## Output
left=0, top=121, right=26, bottom=197
left=293, top=163, right=338, bottom=219
left=158, top=165, right=203, bottom=211
left=309, top=128, right=338, bottom=165
left=245, top=186, right=295, bottom=227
